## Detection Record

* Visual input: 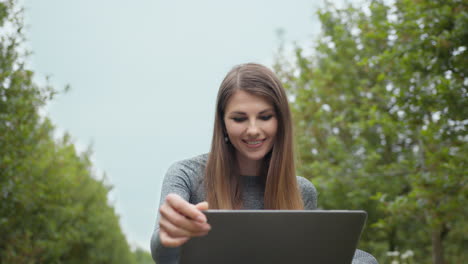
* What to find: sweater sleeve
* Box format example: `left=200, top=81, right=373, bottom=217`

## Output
left=150, top=161, right=194, bottom=264
left=352, top=249, right=379, bottom=264
left=296, top=176, right=318, bottom=210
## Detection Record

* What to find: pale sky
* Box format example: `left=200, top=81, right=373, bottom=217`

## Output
left=23, top=0, right=340, bottom=251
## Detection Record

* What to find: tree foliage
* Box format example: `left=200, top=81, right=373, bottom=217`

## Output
left=0, top=1, right=150, bottom=263
left=275, top=0, right=467, bottom=263
left=133, top=248, right=155, bottom=264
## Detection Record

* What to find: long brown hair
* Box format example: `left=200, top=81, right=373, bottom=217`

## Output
left=205, top=63, right=304, bottom=210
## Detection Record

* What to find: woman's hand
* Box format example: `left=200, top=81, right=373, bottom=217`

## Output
left=158, top=193, right=211, bottom=247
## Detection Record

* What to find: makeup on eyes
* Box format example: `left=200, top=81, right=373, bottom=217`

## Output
left=228, top=110, right=275, bottom=123
left=231, top=115, right=274, bottom=123
left=232, top=117, right=247, bottom=122
left=259, top=115, right=273, bottom=121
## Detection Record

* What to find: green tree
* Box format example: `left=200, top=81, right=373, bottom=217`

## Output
left=0, top=1, right=142, bottom=263
left=133, top=247, right=155, bottom=264
left=275, top=0, right=467, bottom=263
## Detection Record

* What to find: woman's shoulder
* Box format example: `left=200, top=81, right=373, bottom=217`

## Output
left=296, top=176, right=318, bottom=210
left=162, top=154, right=208, bottom=195
left=296, top=176, right=316, bottom=193
left=167, top=153, right=209, bottom=174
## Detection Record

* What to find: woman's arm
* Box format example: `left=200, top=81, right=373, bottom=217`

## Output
left=296, top=176, right=318, bottom=210
left=352, top=249, right=379, bottom=264
left=150, top=162, right=210, bottom=263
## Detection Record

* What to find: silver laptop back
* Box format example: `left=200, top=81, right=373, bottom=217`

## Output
left=180, top=210, right=367, bottom=264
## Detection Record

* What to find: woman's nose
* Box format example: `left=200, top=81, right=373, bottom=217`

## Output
left=246, top=121, right=260, bottom=137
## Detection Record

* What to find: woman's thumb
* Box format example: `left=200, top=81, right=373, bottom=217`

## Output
left=195, top=201, right=209, bottom=211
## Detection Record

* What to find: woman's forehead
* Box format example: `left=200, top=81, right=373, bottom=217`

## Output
left=224, top=90, right=274, bottom=113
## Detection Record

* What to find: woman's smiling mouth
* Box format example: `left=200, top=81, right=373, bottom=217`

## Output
left=243, top=139, right=266, bottom=148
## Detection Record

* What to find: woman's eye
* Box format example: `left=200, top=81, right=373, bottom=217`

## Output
left=232, top=117, right=247, bottom=122
left=259, top=115, right=273, bottom=121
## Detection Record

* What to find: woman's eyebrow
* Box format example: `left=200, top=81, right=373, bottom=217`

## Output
left=259, top=109, right=274, bottom=114
left=229, top=111, right=247, bottom=115
left=229, top=109, right=274, bottom=115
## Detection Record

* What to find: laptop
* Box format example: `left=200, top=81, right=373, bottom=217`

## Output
left=180, top=210, right=367, bottom=264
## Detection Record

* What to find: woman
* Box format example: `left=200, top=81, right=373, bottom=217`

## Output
left=150, top=63, right=377, bottom=264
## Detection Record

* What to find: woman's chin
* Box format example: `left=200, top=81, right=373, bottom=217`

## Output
left=241, top=151, right=268, bottom=161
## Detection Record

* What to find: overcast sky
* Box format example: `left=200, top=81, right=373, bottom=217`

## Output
left=22, top=0, right=346, bottom=251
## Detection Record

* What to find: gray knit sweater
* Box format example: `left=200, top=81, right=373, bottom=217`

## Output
left=151, top=154, right=378, bottom=264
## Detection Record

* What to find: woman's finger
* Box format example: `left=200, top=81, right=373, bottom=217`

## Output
left=166, top=193, right=207, bottom=223
left=160, top=200, right=211, bottom=234
left=195, top=201, right=209, bottom=211
left=160, top=217, right=192, bottom=238
left=194, top=202, right=211, bottom=230
left=159, top=229, right=189, bottom=248
left=160, top=216, right=208, bottom=237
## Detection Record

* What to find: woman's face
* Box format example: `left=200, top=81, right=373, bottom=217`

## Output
left=224, top=90, right=278, bottom=164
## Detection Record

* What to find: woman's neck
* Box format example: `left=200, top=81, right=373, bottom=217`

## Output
left=236, top=153, right=262, bottom=176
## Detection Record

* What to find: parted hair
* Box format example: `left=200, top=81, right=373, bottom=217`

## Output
left=205, top=63, right=304, bottom=210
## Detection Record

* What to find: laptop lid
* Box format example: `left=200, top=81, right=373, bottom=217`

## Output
left=180, top=210, right=367, bottom=264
